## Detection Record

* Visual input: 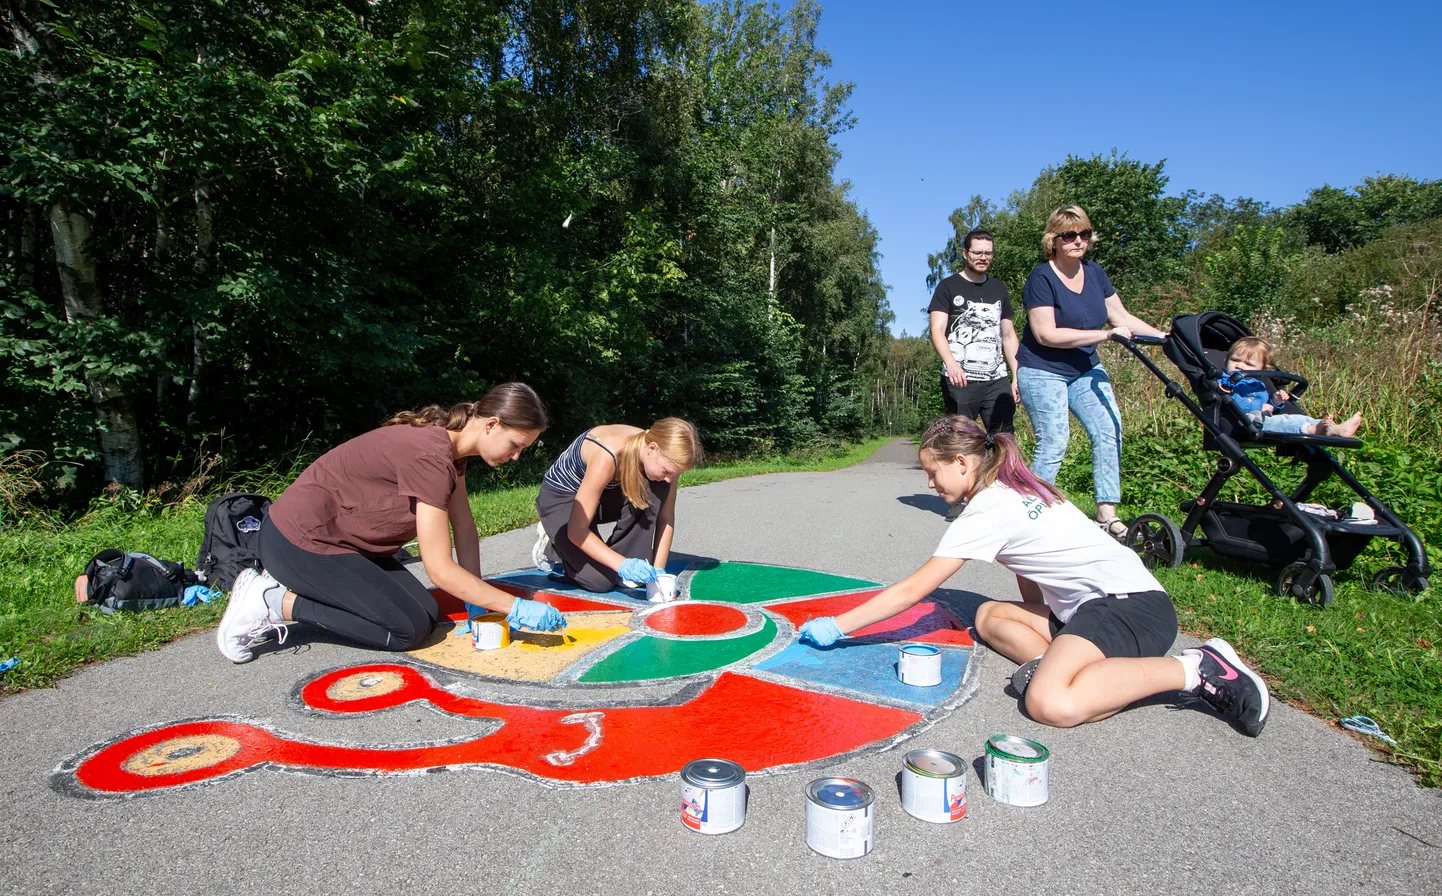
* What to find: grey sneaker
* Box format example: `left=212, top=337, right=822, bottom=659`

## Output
left=1010, top=657, right=1041, bottom=696
left=945, top=499, right=967, bottom=522
left=216, top=568, right=287, bottom=663
left=531, top=522, right=555, bottom=574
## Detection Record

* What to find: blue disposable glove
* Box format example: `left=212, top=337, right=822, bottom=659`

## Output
left=507, top=597, right=566, bottom=631
left=798, top=617, right=844, bottom=648
left=618, top=557, right=661, bottom=585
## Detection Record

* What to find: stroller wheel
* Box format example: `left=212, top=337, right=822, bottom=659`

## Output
left=1125, top=513, right=1185, bottom=569
left=1371, top=566, right=1430, bottom=595
left=1277, top=562, right=1335, bottom=607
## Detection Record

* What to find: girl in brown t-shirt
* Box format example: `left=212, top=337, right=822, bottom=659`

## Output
left=217, top=383, right=560, bottom=663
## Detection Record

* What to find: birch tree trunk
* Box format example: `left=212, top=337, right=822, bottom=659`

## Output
left=48, top=201, right=145, bottom=488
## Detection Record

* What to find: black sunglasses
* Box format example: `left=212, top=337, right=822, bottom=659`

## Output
left=1059, top=229, right=1092, bottom=243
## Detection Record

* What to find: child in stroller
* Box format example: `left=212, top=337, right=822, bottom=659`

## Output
left=1219, top=336, right=1363, bottom=438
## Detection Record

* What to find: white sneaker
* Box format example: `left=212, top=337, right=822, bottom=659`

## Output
left=531, top=522, right=555, bottom=574
left=216, top=568, right=288, bottom=663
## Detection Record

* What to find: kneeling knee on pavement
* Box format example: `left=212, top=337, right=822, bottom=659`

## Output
left=1024, top=684, right=1087, bottom=729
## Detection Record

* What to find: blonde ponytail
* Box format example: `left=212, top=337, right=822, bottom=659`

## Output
left=618, top=431, right=651, bottom=509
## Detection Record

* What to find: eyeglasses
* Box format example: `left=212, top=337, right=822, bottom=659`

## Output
left=1059, top=229, right=1092, bottom=243
left=966, top=250, right=994, bottom=258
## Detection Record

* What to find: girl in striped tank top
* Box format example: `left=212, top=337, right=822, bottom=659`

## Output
left=533, top=418, right=702, bottom=593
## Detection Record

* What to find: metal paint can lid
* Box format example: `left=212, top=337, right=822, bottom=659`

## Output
left=807, top=777, right=874, bottom=809
left=904, top=749, right=964, bottom=777
left=682, top=758, right=745, bottom=788
left=986, top=734, right=1050, bottom=763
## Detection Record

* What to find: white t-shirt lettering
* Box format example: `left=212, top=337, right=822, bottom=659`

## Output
left=934, top=483, right=1164, bottom=623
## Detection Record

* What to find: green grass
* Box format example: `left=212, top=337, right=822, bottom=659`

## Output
left=1154, top=557, right=1442, bottom=787
left=0, top=436, right=889, bottom=693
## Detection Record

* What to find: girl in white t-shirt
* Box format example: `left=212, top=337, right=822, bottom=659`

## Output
left=799, top=415, right=1271, bottom=736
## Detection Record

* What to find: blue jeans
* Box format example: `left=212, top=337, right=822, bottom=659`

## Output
left=1017, top=365, right=1122, bottom=504
left=1262, top=413, right=1321, bottom=435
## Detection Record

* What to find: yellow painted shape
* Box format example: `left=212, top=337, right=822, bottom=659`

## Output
left=122, top=735, right=242, bottom=777
left=405, top=611, right=632, bottom=682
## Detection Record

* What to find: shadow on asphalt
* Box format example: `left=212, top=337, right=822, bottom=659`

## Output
left=897, top=493, right=948, bottom=515
left=927, top=587, right=988, bottom=624
left=670, top=552, right=721, bottom=570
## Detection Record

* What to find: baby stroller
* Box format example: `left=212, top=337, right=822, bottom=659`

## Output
left=1113, top=311, right=1430, bottom=606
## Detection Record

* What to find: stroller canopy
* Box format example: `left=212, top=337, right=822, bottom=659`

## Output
left=1164, top=311, right=1254, bottom=383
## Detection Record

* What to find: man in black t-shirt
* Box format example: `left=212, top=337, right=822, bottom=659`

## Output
left=928, top=228, right=1019, bottom=434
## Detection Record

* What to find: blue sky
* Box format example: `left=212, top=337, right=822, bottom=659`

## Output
left=804, top=1, right=1441, bottom=335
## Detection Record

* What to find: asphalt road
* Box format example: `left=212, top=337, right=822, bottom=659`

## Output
left=3, top=439, right=1438, bottom=896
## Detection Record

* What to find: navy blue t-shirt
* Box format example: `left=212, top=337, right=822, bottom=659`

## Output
left=1017, top=259, right=1115, bottom=376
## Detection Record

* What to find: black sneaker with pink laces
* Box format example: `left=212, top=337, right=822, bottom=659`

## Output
left=1184, top=638, right=1270, bottom=737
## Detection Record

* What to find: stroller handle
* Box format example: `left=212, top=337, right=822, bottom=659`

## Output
left=1110, top=332, right=1166, bottom=346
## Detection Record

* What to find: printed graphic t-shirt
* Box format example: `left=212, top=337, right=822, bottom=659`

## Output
left=1017, top=259, right=1115, bottom=377
left=933, top=482, right=1163, bottom=623
left=269, top=424, right=467, bottom=558
left=928, top=273, right=1013, bottom=381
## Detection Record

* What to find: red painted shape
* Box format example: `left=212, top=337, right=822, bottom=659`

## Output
left=644, top=604, right=748, bottom=636
left=435, top=586, right=625, bottom=621
left=432, top=589, right=468, bottom=617
left=767, top=591, right=975, bottom=646
left=72, top=666, right=921, bottom=793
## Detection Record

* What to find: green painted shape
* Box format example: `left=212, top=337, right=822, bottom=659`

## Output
left=579, top=618, right=778, bottom=683
left=686, top=562, right=878, bottom=604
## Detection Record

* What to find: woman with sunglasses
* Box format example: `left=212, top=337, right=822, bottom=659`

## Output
left=1016, top=204, right=1166, bottom=541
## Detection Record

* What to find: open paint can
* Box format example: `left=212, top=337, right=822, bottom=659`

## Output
left=805, top=777, right=874, bottom=859
left=901, top=749, right=967, bottom=823
left=471, top=621, right=509, bottom=651
left=897, top=643, right=942, bottom=686
left=647, top=573, right=679, bottom=603
left=681, top=758, right=746, bottom=834
left=984, top=734, right=1050, bottom=807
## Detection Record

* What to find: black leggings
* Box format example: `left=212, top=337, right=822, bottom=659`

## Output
left=535, top=478, right=671, bottom=592
left=259, top=519, right=438, bottom=650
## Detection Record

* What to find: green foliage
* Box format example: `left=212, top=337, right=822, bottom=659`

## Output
left=1288, top=175, right=1442, bottom=253
left=1, top=0, right=891, bottom=502
left=928, top=150, right=1189, bottom=301
left=1199, top=225, right=1294, bottom=321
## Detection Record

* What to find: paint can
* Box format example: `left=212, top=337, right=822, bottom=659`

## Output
left=983, top=734, right=1050, bottom=807
left=900, top=749, right=967, bottom=823
left=647, top=573, right=679, bottom=603
left=680, top=758, right=746, bottom=834
left=897, top=644, right=942, bottom=687
left=471, top=621, right=509, bottom=651
left=805, top=777, right=874, bottom=859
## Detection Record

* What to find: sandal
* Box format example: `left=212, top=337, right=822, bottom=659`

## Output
left=1098, top=518, right=1130, bottom=542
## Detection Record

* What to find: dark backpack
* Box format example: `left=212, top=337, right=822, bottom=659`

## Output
left=82, top=549, right=194, bottom=614
left=195, top=493, right=271, bottom=590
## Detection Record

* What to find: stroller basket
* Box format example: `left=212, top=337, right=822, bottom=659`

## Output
left=1185, top=500, right=1380, bottom=571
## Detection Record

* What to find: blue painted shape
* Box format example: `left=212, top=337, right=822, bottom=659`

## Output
left=487, top=561, right=691, bottom=603
left=488, top=572, right=641, bottom=603
left=753, top=640, right=968, bottom=708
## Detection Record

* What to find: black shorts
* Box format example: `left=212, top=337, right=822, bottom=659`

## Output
left=1048, top=590, right=1178, bottom=658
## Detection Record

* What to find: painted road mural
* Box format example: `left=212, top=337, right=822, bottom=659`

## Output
left=53, top=562, right=978, bottom=798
